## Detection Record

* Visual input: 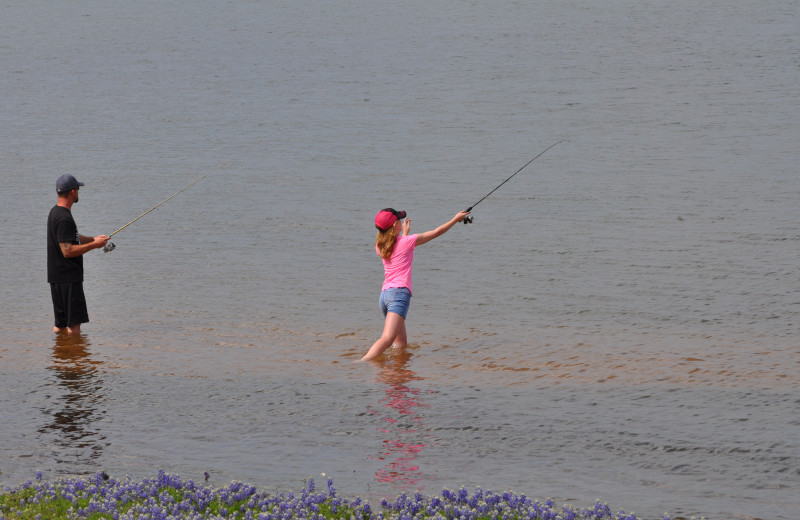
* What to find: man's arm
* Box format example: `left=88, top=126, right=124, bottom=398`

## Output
left=60, top=235, right=110, bottom=258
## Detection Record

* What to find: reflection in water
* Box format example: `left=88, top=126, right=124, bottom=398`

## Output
left=39, top=332, right=107, bottom=465
left=367, top=350, right=431, bottom=492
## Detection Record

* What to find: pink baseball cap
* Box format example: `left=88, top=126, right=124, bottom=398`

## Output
left=375, top=208, right=407, bottom=231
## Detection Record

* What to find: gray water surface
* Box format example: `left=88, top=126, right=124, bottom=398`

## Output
left=2, top=1, right=798, bottom=519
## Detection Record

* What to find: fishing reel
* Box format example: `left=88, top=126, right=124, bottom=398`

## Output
left=103, top=241, right=116, bottom=253
left=462, top=206, right=474, bottom=224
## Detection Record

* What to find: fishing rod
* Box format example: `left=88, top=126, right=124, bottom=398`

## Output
left=463, top=140, right=565, bottom=224
left=103, top=146, right=253, bottom=253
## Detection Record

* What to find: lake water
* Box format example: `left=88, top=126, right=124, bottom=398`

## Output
left=1, top=1, right=798, bottom=518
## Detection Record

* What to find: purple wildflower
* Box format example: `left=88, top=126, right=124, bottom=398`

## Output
left=0, top=471, right=666, bottom=520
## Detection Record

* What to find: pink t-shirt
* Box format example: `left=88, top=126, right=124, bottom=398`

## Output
left=378, top=234, right=418, bottom=293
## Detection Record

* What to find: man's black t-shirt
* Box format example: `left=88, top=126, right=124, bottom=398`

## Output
left=47, top=205, right=83, bottom=283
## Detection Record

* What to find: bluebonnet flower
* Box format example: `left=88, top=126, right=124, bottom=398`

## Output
left=0, top=471, right=668, bottom=520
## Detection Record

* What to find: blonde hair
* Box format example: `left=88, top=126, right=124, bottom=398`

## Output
left=375, top=225, right=399, bottom=260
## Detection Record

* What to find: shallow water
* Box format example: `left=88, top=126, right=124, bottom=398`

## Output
left=1, top=1, right=798, bottom=519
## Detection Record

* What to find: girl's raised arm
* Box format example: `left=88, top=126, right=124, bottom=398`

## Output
left=415, top=211, right=470, bottom=246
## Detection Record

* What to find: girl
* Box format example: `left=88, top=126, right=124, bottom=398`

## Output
left=360, top=208, right=470, bottom=361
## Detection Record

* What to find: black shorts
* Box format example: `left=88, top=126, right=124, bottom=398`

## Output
left=50, top=282, right=89, bottom=328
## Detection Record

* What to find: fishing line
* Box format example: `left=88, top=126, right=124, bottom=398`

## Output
left=463, top=140, right=565, bottom=224
left=103, top=142, right=259, bottom=252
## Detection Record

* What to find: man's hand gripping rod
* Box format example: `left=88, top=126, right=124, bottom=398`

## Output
left=463, top=140, right=565, bottom=224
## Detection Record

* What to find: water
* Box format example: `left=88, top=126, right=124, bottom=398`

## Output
left=1, top=1, right=798, bottom=518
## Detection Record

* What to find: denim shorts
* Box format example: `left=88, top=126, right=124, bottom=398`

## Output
left=379, top=287, right=412, bottom=319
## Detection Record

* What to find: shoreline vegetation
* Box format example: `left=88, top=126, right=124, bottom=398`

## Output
left=0, top=471, right=676, bottom=520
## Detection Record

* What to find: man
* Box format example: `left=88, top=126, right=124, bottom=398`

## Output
left=47, top=174, right=109, bottom=334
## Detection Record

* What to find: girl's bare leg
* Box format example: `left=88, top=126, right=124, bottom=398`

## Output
left=392, top=318, right=407, bottom=349
left=360, top=312, right=406, bottom=361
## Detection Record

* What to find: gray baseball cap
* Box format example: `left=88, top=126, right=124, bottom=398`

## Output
left=56, top=174, right=85, bottom=193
